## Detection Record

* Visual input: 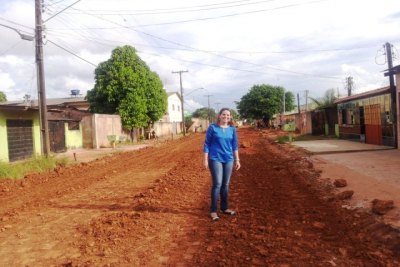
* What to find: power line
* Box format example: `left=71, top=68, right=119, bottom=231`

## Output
left=70, top=0, right=279, bottom=15
left=69, top=0, right=274, bottom=13
left=47, top=39, right=97, bottom=66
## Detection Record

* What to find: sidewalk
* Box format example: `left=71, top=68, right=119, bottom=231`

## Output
left=292, top=139, right=400, bottom=228
left=56, top=144, right=149, bottom=163
left=293, top=139, right=393, bottom=154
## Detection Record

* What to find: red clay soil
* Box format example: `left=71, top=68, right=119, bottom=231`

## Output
left=0, top=127, right=399, bottom=266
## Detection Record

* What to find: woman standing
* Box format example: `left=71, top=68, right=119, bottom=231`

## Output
left=203, top=108, right=241, bottom=221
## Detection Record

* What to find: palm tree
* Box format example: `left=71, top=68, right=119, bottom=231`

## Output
left=309, top=88, right=337, bottom=109
left=309, top=89, right=338, bottom=135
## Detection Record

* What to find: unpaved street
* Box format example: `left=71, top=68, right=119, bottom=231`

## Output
left=0, top=127, right=399, bottom=266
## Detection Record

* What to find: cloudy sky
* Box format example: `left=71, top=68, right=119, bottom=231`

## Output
left=1, top=0, right=399, bottom=112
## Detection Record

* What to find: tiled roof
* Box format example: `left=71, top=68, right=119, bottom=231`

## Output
left=334, top=86, right=391, bottom=104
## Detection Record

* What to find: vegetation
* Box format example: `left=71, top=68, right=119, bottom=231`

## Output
left=192, top=107, right=217, bottom=120
left=309, top=88, right=337, bottom=109
left=230, top=109, right=240, bottom=121
left=86, top=45, right=167, bottom=130
left=237, top=84, right=295, bottom=122
left=0, top=156, right=69, bottom=179
left=184, top=115, right=193, bottom=130
left=0, top=91, right=7, bottom=102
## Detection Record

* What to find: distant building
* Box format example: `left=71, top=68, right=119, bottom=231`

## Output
left=162, top=92, right=182, bottom=123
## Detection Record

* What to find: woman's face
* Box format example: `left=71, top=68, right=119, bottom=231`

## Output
left=219, top=110, right=231, bottom=124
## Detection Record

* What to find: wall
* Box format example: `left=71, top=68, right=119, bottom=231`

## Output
left=0, top=110, right=41, bottom=162
left=167, top=94, right=182, bottom=122
left=397, top=74, right=400, bottom=149
left=65, top=122, right=83, bottom=149
left=281, top=112, right=312, bottom=135
left=153, top=121, right=182, bottom=137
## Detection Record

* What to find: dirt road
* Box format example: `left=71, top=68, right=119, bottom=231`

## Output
left=0, top=127, right=399, bottom=266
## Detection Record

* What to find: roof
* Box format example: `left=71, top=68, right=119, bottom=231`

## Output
left=384, top=64, right=400, bottom=76
left=167, top=91, right=180, bottom=97
left=0, top=97, right=89, bottom=111
left=334, top=86, right=391, bottom=104
left=167, top=91, right=182, bottom=100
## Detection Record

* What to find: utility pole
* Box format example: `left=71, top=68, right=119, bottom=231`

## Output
left=35, top=0, right=50, bottom=156
left=204, top=94, right=213, bottom=122
left=346, top=76, right=354, bottom=96
left=172, top=70, right=188, bottom=136
left=297, top=93, right=300, bottom=114
left=283, top=89, right=285, bottom=114
left=215, top=102, right=221, bottom=112
left=305, top=90, right=309, bottom=111
left=385, top=42, right=397, bottom=148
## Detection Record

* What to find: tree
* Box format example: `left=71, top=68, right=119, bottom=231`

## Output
left=309, top=88, right=337, bottom=109
left=86, top=45, right=167, bottom=130
left=237, top=84, right=295, bottom=122
left=192, top=107, right=216, bottom=120
left=0, top=91, right=7, bottom=102
left=230, top=109, right=240, bottom=121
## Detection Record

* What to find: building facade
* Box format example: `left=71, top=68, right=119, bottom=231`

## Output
left=335, top=86, right=394, bottom=146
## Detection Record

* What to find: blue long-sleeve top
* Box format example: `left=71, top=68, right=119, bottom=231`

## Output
left=203, top=123, right=239, bottom=163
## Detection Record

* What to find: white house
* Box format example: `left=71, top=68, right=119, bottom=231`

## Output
left=165, top=92, right=182, bottom=122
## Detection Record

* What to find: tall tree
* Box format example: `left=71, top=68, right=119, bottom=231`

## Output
left=237, top=84, right=295, bottom=121
left=0, top=91, right=7, bottom=102
left=86, top=45, right=167, bottom=129
left=192, top=107, right=216, bottom=120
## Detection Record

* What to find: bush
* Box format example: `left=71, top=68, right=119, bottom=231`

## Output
left=0, top=156, right=69, bottom=179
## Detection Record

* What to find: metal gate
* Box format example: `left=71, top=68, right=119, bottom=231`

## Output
left=6, top=120, right=34, bottom=162
left=49, top=121, right=66, bottom=153
left=364, top=104, right=382, bottom=145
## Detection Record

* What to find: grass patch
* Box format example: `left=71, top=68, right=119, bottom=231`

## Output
left=0, top=156, right=69, bottom=179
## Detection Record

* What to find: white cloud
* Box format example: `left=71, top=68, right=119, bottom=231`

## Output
left=0, top=0, right=399, bottom=109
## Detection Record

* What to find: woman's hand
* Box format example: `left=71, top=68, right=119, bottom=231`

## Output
left=235, top=160, right=241, bottom=171
left=203, top=158, right=209, bottom=169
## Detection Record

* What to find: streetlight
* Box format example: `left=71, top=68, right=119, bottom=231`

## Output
left=185, top=87, right=203, bottom=97
left=0, top=23, right=34, bottom=41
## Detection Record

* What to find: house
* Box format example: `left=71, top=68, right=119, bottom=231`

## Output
left=164, top=92, right=182, bottom=123
left=335, top=86, right=394, bottom=146
left=0, top=97, right=90, bottom=162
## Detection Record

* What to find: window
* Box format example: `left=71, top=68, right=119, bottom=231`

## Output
left=68, top=121, right=80, bottom=130
left=172, top=104, right=175, bottom=111
left=178, top=105, right=180, bottom=112
left=341, top=109, right=347, bottom=124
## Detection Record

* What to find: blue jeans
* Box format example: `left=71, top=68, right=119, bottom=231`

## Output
left=208, top=160, right=234, bottom=212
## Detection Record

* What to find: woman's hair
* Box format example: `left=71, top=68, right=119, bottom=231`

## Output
left=216, top=107, right=235, bottom=126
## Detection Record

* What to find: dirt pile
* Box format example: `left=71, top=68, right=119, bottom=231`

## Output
left=0, top=127, right=399, bottom=266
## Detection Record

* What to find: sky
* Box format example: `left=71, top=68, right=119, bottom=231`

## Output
left=0, top=0, right=400, bottom=112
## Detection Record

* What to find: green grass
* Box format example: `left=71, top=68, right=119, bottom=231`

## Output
left=0, top=156, right=69, bottom=179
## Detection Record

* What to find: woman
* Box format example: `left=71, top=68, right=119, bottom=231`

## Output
left=203, top=108, right=241, bottom=221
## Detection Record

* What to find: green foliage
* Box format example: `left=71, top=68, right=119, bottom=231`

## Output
left=230, top=109, right=240, bottom=121
left=0, top=91, right=7, bottom=102
left=0, top=156, right=69, bottom=179
left=192, top=107, right=216, bottom=120
left=237, top=84, right=295, bottom=121
left=184, top=115, right=193, bottom=129
left=309, top=88, right=337, bottom=109
left=86, top=45, right=167, bottom=128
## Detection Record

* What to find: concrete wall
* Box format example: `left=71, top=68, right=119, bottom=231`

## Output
left=65, top=122, right=83, bottom=149
left=282, top=112, right=312, bottom=134
left=0, top=110, right=41, bottom=162
left=153, top=121, right=182, bottom=137
left=396, top=73, right=400, bottom=149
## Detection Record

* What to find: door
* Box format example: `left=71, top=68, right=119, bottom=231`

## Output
left=49, top=121, right=66, bottom=152
left=6, top=120, right=34, bottom=162
left=364, top=104, right=382, bottom=145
